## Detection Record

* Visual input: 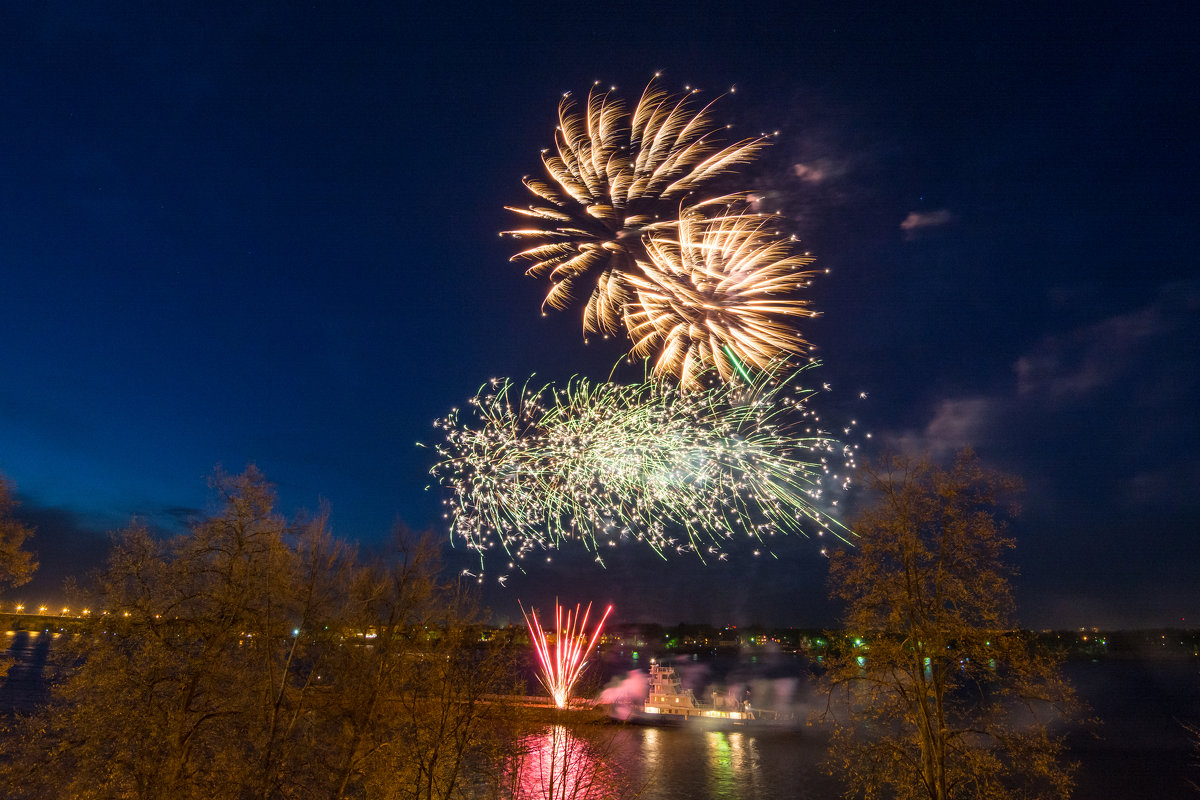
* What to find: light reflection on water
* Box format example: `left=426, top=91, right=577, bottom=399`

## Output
left=632, top=726, right=835, bottom=800
left=705, top=731, right=756, bottom=800
left=507, top=723, right=833, bottom=800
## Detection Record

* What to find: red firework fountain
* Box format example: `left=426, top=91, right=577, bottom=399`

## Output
left=522, top=600, right=613, bottom=709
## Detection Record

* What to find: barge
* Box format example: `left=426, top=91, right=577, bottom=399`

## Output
left=619, top=661, right=788, bottom=728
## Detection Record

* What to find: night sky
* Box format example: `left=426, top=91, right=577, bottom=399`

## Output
left=2, top=3, right=1197, bottom=629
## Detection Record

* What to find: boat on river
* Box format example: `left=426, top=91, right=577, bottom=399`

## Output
left=618, top=661, right=789, bottom=729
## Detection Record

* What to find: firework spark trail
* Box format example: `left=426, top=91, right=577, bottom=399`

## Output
left=522, top=600, right=613, bottom=709
left=503, top=76, right=769, bottom=337
left=429, top=365, right=859, bottom=577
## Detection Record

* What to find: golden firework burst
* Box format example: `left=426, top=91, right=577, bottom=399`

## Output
left=504, top=77, right=767, bottom=335
left=625, top=210, right=820, bottom=389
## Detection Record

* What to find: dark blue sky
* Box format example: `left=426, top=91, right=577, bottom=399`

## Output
left=2, top=2, right=1196, bottom=628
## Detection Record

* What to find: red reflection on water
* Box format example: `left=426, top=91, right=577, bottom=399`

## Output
left=506, top=724, right=623, bottom=800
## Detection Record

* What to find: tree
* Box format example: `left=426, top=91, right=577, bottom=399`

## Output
left=0, top=467, right=519, bottom=800
left=0, top=473, right=36, bottom=591
left=0, top=473, right=37, bottom=683
left=821, top=450, right=1081, bottom=800
left=304, top=527, right=522, bottom=800
left=0, top=467, right=328, bottom=799
left=1185, top=718, right=1200, bottom=794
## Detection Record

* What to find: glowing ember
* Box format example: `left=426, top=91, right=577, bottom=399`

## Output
left=522, top=600, right=613, bottom=709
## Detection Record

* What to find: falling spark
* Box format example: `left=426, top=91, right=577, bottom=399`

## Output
left=429, top=364, right=859, bottom=576
left=523, top=600, right=613, bottom=709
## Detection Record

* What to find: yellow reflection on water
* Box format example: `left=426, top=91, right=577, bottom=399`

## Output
left=705, top=730, right=760, bottom=799
left=641, top=726, right=662, bottom=775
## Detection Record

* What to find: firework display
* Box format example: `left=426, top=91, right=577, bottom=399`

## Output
left=503, top=77, right=769, bottom=341
left=522, top=600, right=612, bottom=709
left=427, top=77, right=860, bottom=576
left=626, top=209, right=821, bottom=389
left=430, top=367, right=857, bottom=571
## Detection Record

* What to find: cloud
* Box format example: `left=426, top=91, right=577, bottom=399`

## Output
left=792, top=160, right=835, bottom=184
left=886, top=397, right=1003, bottom=459
left=0, top=489, right=203, bottom=604
left=135, top=504, right=199, bottom=532
left=899, top=209, right=954, bottom=238
left=745, top=191, right=779, bottom=214
left=1014, top=288, right=1194, bottom=401
left=3, top=502, right=111, bottom=603
left=749, top=155, right=849, bottom=215
left=1124, top=461, right=1200, bottom=512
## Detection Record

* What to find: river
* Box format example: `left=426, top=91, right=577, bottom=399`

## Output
left=4, top=631, right=1198, bottom=798
left=517, top=652, right=1200, bottom=799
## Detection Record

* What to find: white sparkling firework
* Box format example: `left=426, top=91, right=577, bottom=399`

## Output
left=429, top=366, right=860, bottom=577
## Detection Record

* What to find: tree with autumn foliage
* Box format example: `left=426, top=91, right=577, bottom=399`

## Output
left=0, top=473, right=37, bottom=683
left=0, top=467, right=520, bottom=800
left=0, top=473, right=36, bottom=593
left=822, top=450, right=1082, bottom=800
